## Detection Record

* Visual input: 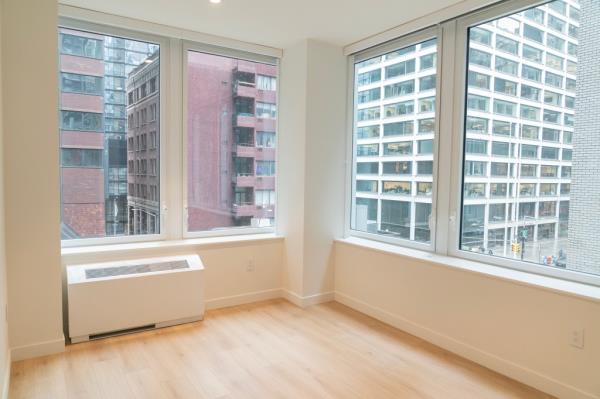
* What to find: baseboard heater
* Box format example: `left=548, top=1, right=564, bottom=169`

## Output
left=67, top=254, right=204, bottom=344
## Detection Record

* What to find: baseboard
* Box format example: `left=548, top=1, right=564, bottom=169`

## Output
left=1, top=351, right=10, bottom=399
left=10, top=336, right=65, bottom=362
left=282, top=290, right=335, bottom=308
left=334, top=292, right=597, bottom=399
left=205, top=288, right=283, bottom=310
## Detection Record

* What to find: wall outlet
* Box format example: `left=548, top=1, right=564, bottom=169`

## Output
left=246, top=259, right=255, bottom=272
left=570, top=329, right=585, bottom=349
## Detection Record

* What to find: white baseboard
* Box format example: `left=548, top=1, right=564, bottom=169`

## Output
left=334, top=292, right=597, bottom=399
left=1, top=351, right=10, bottom=399
left=282, top=290, right=335, bottom=308
left=10, top=336, right=65, bottom=362
left=205, top=288, right=283, bottom=310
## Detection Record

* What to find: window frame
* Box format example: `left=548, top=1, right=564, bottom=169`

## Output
left=58, top=12, right=281, bottom=247
left=59, top=18, right=169, bottom=248
left=448, top=1, right=600, bottom=286
left=345, top=26, right=441, bottom=251
left=345, top=0, right=600, bottom=286
left=181, top=41, right=279, bottom=239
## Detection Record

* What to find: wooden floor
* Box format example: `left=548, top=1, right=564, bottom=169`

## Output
left=10, top=300, right=554, bottom=399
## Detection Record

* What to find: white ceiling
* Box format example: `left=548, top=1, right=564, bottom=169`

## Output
left=60, top=0, right=468, bottom=49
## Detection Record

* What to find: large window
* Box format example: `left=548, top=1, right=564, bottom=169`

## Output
left=59, top=27, right=160, bottom=240
left=186, top=50, right=277, bottom=232
left=458, top=0, right=591, bottom=280
left=351, top=35, right=437, bottom=244
left=349, top=0, right=600, bottom=284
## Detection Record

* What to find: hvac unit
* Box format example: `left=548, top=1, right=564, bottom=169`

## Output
left=67, top=254, right=204, bottom=343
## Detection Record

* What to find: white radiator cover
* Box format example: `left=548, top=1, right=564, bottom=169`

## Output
left=67, top=254, right=204, bottom=343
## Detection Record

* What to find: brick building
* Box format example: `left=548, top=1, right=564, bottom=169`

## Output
left=186, top=52, right=277, bottom=231
left=126, top=51, right=160, bottom=235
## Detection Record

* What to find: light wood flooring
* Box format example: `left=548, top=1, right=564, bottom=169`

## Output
left=10, top=299, right=554, bottom=399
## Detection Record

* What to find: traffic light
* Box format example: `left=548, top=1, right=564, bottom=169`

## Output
left=511, top=242, right=521, bottom=253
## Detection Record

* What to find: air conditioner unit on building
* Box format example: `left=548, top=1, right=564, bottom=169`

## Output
left=67, top=254, right=204, bottom=343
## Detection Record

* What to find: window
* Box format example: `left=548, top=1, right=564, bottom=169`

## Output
left=384, top=121, right=413, bottom=136
left=385, top=101, right=414, bottom=117
left=521, top=125, right=539, bottom=140
left=383, top=161, right=412, bottom=175
left=357, top=69, right=381, bottom=86
left=494, top=78, right=517, bottom=96
left=358, top=88, right=381, bottom=103
left=60, top=33, right=103, bottom=59
left=544, top=91, right=562, bottom=106
left=545, top=72, right=563, bottom=89
left=496, top=35, right=518, bottom=55
left=351, top=37, right=437, bottom=244
left=492, top=121, right=511, bottom=136
left=382, top=181, right=411, bottom=195
left=384, top=141, right=413, bottom=156
left=468, top=71, right=491, bottom=89
left=523, top=45, right=543, bottom=63
left=357, top=180, right=378, bottom=193
left=348, top=0, right=600, bottom=283
left=59, top=27, right=161, bottom=241
left=469, top=49, right=491, bottom=68
left=523, top=24, right=544, bottom=43
left=470, top=27, right=492, bottom=45
left=419, top=75, right=436, bottom=91
left=257, top=75, right=276, bottom=91
left=256, top=132, right=276, bottom=148
left=420, top=53, right=436, bottom=70
left=467, top=117, right=488, bottom=134
left=186, top=50, right=277, bottom=232
left=493, top=100, right=516, bottom=116
left=256, top=102, right=277, bottom=119
left=522, top=65, right=542, bottom=82
left=465, top=160, right=487, bottom=176
left=358, top=125, right=381, bottom=139
left=465, top=138, right=488, bottom=154
left=61, top=73, right=103, bottom=95
left=384, top=80, right=414, bottom=98
left=385, top=59, right=416, bottom=79
left=357, top=162, right=379, bottom=175
left=495, top=56, right=518, bottom=75
left=358, top=107, right=380, bottom=121
left=467, top=94, right=488, bottom=112
left=61, top=149, right=103, bottom=168
left=542, top=128, right=560, bottom=142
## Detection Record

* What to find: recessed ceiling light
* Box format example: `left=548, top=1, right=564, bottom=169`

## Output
left=209, top=0, right=222, bottom=4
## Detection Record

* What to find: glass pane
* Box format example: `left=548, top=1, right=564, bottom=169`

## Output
left=59, top=28, right=160, bottom=239
left=460, top=0, right=600, bottom=277
left=186, top=51, right=277, bottom=231
left=352, top=38, right=437, bottom=243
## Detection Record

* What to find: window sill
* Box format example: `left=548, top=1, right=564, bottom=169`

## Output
left=62, top=233, right=284, bottom=263
left=335, top=236, right=600, bottom=304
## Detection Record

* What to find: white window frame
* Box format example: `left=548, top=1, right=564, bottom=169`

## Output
left=345, top=26, right=442, bottom=251
left=59, top=18, right=170, bottom=248
left=345, top=0, right=600, bottom=287
left=182, top=41, right=279, bottom=239
left=58, top=8, right=281, bottom=247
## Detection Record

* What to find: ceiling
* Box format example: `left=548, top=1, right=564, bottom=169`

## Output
left=60, top=0, right=468, bottom=49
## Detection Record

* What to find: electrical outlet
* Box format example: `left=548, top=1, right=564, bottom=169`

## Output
left=570, top=329, right=584, bottom=349
left=246, top=259, right=255, bottom=272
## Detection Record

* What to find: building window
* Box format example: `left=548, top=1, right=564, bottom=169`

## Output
left=59, top=27, right=161, bottom=242
left=185, top=50, right=277, bottom=232
left=351, top=37, right=437, bottom=245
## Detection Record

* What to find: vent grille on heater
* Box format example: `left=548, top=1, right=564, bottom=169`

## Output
left=85, top=260, right=189, bottom=279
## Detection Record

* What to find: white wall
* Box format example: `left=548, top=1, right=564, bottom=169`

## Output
left=334, top=241, right=600, bottom=399
left=278, top=39, right=346, bottom=302
left=2, top=0, right=64, bottom=361
left=0, top=0, right=10, bottom=395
